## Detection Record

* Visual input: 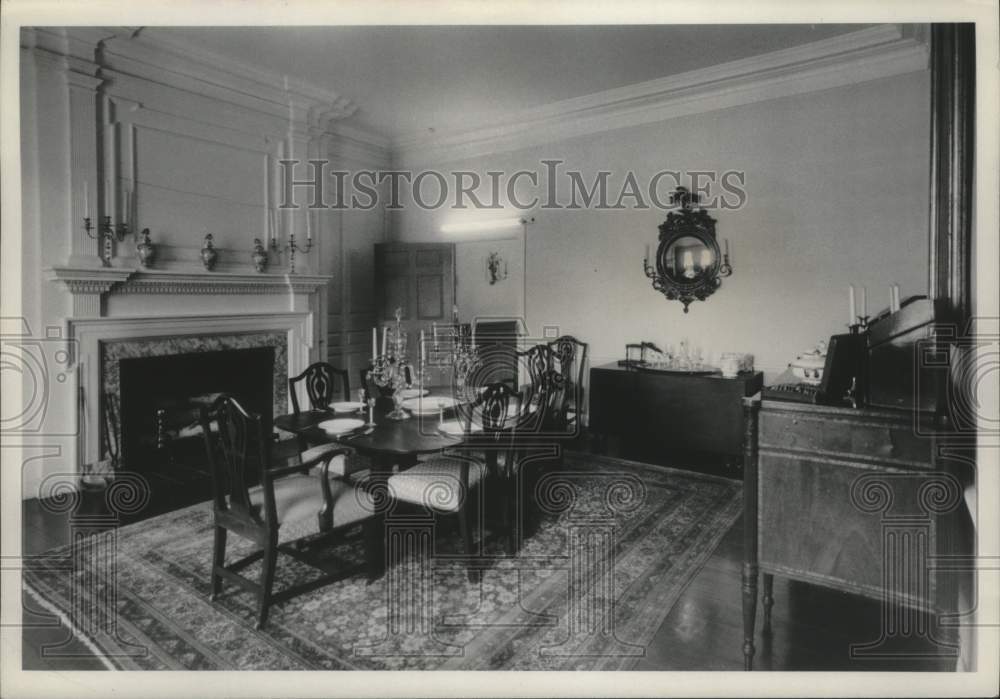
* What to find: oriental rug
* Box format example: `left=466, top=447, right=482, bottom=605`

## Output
left=23, top=453, right=741, bottom=670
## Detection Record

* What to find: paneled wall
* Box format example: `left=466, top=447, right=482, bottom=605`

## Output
left=16, top=28, right=390, bottom=498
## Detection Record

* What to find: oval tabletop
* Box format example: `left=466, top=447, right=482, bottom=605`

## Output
left=275, top=401, right=462, bottom=457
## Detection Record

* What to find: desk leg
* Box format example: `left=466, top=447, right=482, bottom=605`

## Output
left=741, top=397, right=761, bottom=670
left=762, top=573, right=774, bottom=634
left=742, top=562, right=758, bottom=670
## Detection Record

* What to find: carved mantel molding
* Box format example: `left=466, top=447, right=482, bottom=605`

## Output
left=111, top=269, right=332, bottom=296
left=47, top=266, right=134, bottom=317
left=48, top=266, right=332, bottom=315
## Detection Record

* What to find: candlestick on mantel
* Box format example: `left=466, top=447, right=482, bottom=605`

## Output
left=420, top=330, right=426, bottom=365
left=848, top=285, right=856, bottom=325
left=104, top=179, right=111, bottom=214
left=432, top=322, right=438, bottom=349
left=306, top=208, right=312, bottom=240
left=371, top=327, right=377, bottom=361
left=860, top=286, right=867, bottom=318
left=83, top=181, right=90, bottom=219
left=382, top=326, right=388, bottom=356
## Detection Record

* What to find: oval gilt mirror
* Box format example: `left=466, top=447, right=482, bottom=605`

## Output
left=643, top=187, right=732, bottom=312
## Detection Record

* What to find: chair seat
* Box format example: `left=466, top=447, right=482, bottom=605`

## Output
left=387, top=457, right=485, bottom=512
left=248, top=473, right=375, bottom=543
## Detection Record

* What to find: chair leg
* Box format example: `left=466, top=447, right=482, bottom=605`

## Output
left=256, top=536, right=278, bottom=630
left=457, top=505, right=478, bottom=583
left=210, top=526, right=227, bottom=601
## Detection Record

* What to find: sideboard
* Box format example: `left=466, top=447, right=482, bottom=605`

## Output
left=589, top=363, right=763, bottom=470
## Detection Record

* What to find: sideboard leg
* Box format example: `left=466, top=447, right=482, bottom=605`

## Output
left=762, top=573, right=774, bottom=634
left=742, top=562, right=758, bottom=670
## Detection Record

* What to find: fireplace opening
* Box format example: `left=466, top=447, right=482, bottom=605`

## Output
left=117, top=347, right=275, bottom=475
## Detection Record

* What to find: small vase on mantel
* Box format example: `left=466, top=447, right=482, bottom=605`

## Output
left=251, top=238, right=269, bottom=273
left=136, top=228, right=156, bottom=269
left=200, top=233, right=218, bottom=271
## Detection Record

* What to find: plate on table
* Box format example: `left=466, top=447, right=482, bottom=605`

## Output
left=437, top=420, right=482, bottom=437
left=401, top=395, right=459, bottom=414
left=330, top=401, right=364, bottom=413
left=398, top=387, right=429, bottom=399
left=318, top=418, right=365, bottom=436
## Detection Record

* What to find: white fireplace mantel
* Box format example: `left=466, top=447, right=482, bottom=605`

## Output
left=48, top=266, right=332, bottom=317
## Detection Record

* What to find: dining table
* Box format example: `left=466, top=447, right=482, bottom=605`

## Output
left=274, top=388, right=473, bottom=577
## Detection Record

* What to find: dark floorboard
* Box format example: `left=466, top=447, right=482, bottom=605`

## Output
left=19, top=436, right=960, bottom=671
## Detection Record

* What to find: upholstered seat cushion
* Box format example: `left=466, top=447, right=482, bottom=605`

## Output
left=248, top=473, right=376, bottom=543
left=386, top=457, right=485, bottom=512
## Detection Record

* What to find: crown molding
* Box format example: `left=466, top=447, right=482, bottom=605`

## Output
left=394, top=24, right=930, bottom=168
left=46, top=27, right=356, bottom=136
left=327, top=122, right=393, bottom=167
left=97, top=31, right=356, bottom=122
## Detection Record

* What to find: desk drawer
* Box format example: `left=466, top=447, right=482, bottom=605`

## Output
left=759, top=410, right=932, bottom=467
left=758, top=451, right=939, bottom=607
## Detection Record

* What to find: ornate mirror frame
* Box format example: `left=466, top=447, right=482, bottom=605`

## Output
left=643, top=187, right=732, bottom=313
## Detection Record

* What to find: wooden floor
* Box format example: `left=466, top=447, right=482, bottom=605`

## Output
left=20, top=440, right=961, bottom=672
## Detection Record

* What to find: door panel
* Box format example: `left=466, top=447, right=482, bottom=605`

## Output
left=383, top=276, right=409, bottom=320
left=417, top=275, right=444, bottom=319
left=374, top=243, right=455, bottom=339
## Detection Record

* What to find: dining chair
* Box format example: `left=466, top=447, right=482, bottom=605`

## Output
left=289, top=362, right=370, bottom=481
left=385, top=381, right=521, bottom=580
left=200, top=394, right=377, bottom=629
left=513, top=367, right=569, bottom=545
left=514, top=342, right=555, bottom=407
left=289, top=362, right=350, bottom=411
left=545, top=335, right=588, bottom=434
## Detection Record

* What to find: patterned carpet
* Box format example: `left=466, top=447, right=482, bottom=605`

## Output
left=23, top=453, right=741, bottom=670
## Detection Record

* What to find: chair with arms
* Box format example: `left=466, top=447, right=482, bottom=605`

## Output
left=288, top=362, right=370, bottom=481
left=386, top=381, right=521, bottom=580
left=200, top=394, right=377, bottom=629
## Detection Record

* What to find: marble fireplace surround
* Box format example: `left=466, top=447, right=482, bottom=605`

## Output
left=102, top=331, right=288, bottom=462
left=68, top=312, right=314, bottom=468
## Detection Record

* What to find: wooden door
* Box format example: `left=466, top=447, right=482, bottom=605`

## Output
left=374, top=243, right=456, bottom=339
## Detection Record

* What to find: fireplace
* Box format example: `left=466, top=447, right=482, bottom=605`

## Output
left=117, top=347, right=276, bottom=470
left=99, top=330, right=290, bottom=469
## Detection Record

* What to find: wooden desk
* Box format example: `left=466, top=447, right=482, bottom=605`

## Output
left=589, top=363, right=763, bottom=469
left=740, top=396, right=963, bottom=670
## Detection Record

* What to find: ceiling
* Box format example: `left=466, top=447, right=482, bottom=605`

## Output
left=148, top=25, right=872, bottom=142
